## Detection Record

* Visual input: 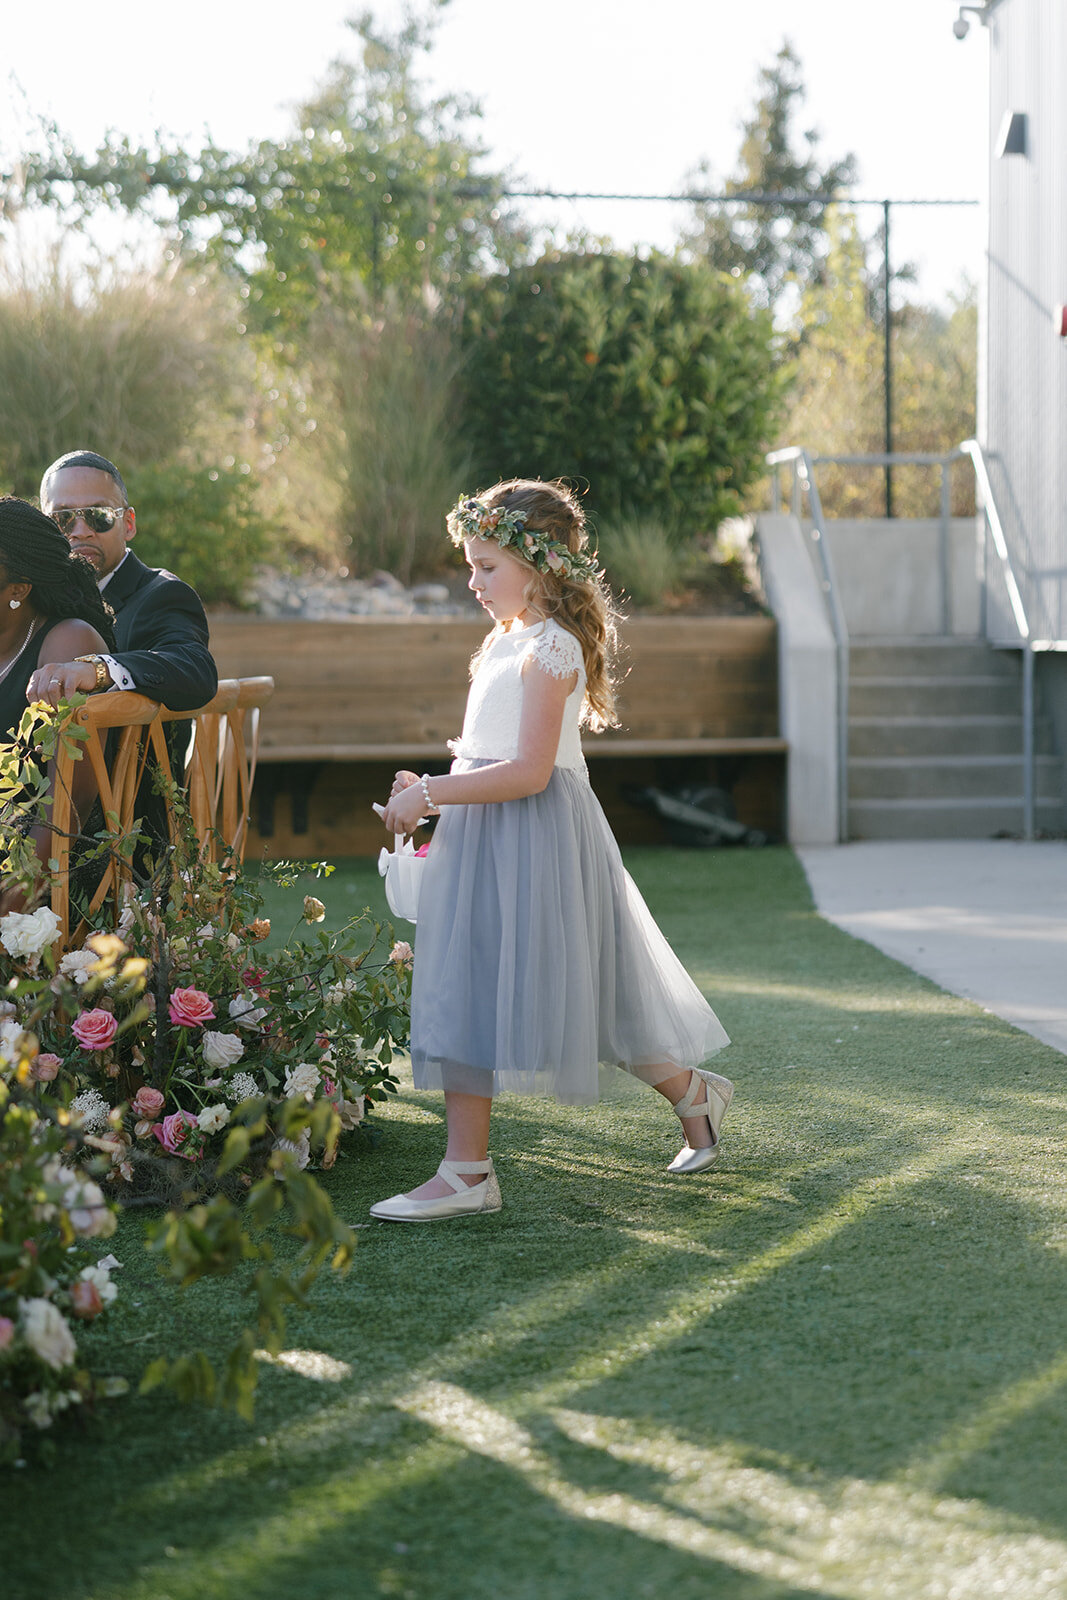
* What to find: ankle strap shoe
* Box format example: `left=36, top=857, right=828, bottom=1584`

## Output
left=668, top=1068, right=734, bottom=1173
left=369, top=1157, right=503, bottom=1222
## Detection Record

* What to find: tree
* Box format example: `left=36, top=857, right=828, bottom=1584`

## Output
left=11, top=4, right=528, bottom=344
left=681, top=42, right=857, bottom=307
left=461, top=251, right=789, bottom=534
left=779, top=213, right=977, bottom=516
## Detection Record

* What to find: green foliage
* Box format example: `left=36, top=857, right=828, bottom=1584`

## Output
left=682, top=40, right=858, bottom=305
left=140, top=1096, right=354, bottom=1421
left=779, top=213, right=977, bottom=515
left=124, top=462, right=274, bottom=606
left=596, top=516, right=694, bottom=608
left=0, top=250, right=251, bottom=500
left=461, top=251, right=789, bottom=533
left=294, top=295, right=471, bottom=582
left=23, top=7, right=527, bottom=343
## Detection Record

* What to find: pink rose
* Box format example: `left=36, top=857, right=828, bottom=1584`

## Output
left=0, top=1316, right=14, bottom=1351
left=152, top=1109, right=201, bottom=1160
left=30, top=1053, right=61, bottom=1081
left=70, top=1280, right=104, bottom=1320
left=71, top=1009, right=118, bottom=1051
left=131, top=1086, right=165, bottom=1118
left=168, top=988, right=215, bottom=1028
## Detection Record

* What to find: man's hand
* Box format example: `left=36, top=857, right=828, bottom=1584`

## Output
left=25, top=660, right=103, bottom=707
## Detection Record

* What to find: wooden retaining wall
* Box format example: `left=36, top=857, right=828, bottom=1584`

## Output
left=207, top=614, right=785, bottom=857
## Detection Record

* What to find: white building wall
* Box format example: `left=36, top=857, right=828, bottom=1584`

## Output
left=986, top=0, right=1067, bottom=641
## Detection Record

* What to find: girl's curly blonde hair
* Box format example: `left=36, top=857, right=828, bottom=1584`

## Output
left=464, top=478, right=620, bottom=732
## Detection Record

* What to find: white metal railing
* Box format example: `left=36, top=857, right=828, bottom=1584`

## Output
left=959, top=438, right=1037, bottom=838
left=768, top=440, right=1054, bottom=840
left=766, top=447, right=850, bottom=842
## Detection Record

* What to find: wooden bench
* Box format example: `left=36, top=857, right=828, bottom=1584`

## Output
left=206, top=615, right=786, bottom=855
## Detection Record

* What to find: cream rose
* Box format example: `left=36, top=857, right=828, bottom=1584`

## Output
left=0, top=906, right=61, bottom=959
left=202, top=1031, right=245, bottom=1072
left=197, top=1103, right=231, bottom=1135
left=19, top=1298, right=77, bottom=1370
left=284, top=1062, right=321, bottom=1100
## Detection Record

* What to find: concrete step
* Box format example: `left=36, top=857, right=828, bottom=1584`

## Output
left=848, top=715, right=1056, bottom=758
left=849, top=677, right=1023, bottom=717
left=850, top=637, right=1020, bottom=679
left=848, top=796, right=1065, bottom=840
left=848, top=753, right=1063, bottom=802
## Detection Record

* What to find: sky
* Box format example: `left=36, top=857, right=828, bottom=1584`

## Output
left=2, top=0, right=990, bottom=306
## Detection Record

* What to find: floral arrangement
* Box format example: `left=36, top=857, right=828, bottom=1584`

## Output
left=0, top=1028, right=128, bottom=1462
left=446, top=494, right=601, bottom=582
left=0, top=711, right=412, bottom=1451
left=0, top=861, right=411, bottom=1204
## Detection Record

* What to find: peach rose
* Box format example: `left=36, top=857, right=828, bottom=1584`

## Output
left=71, top=1009, right=118, bottom=1051
left=30, top=1053, right=61, bottom=1082
left=70, top=1280, right=104, bottom=1320
left=131, top=1086, right=165, bottom=1118
left=167, top=988, right=215, bottom=1028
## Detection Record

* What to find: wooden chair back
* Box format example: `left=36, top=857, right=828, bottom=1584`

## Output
left=49, top=692, right=161, bottom=945
left=158, top=676, right=274, bottom=864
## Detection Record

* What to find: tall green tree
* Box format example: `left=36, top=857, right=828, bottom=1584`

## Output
left=682, top=42, right=857, bottom=306
left=12, top=4, right=527, bottom=343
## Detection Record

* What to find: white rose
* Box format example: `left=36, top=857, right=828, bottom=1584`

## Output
left=0, top=906, right=62, bottom=959
left=59, top=949, right=99, bottom=986
left=23, top=1391, right=54, bottom=1429
left=18, top=1298, right=77, bottom=1371
left=77, top=1264, right=118, bottom=1306
left=197, top=1103, right=231, bottom=1134
left=0, top=1019, right=29, bottom=1065
left=284, top=1062, right=321, bottom=1100
left=202, top=1031, right=245, bottom=1072
left=60, top=1172, right=117, bottom=1238
left=273, top=1128, right=311, bottom=1171
left=338, top=1095, right=365, bottom=1130
left=229, top=995, right=267, bottom=1029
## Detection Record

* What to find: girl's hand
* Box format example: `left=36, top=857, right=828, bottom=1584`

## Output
left=390, top=769, right=420, bottom=799
left=382, top=780, right=427, bottom=837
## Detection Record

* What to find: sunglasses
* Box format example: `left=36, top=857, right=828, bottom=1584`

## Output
left=50, top=505, right=129, bottom=535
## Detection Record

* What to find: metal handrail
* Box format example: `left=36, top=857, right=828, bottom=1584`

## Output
left=959, top=438, right=1036, bottom=839
left=766, top=447, right=850, bottom=842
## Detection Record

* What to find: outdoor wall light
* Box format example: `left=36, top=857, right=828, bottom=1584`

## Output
left=952, top=3, right=995, bottom=38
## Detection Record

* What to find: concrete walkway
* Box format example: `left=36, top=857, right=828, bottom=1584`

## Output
left=798, top=840, right=1067, bottom=1057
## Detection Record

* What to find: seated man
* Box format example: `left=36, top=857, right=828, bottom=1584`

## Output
left=32, top=450, right=217, bottom=712
left=32, top=449, right=218, bottom=858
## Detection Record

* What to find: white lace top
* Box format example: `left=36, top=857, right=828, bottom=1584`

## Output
left=449, top=617, right=587, bottom=770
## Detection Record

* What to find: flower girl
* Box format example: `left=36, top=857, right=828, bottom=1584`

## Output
left=374, top=479, right=732, bottom=1220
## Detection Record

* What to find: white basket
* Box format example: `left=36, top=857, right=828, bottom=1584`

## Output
left=377, top=833, right=425, bottom=924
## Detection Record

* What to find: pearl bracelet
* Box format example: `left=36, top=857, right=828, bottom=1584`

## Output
left=419, top=773, right=439, bottom=814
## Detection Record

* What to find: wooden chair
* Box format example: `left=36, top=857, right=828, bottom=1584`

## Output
left=158, top=676, right=273, bottom=864
left=48, top=692, right=162, bottom=945
left=46, top=676, right=274, bottom=944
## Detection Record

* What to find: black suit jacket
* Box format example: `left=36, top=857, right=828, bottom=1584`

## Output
left=105, top=551, right=217, bottom=712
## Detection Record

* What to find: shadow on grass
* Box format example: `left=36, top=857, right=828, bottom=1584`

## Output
left=7, top=849, right=1067, bottom=1600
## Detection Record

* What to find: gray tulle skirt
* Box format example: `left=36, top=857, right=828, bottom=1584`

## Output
left=410, top=760, right=730, bottom=1104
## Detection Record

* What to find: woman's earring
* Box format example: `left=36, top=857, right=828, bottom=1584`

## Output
left=8, top=599, right=19, bottom=610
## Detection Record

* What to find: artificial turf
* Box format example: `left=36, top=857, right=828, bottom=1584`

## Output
left=7, top=847, right=1067, bottom=1600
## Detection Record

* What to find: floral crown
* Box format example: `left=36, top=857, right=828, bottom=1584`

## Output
left=446, top=495, right=600, bottom=583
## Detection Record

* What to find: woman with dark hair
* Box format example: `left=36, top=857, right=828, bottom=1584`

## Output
left=0, top=496, right=116, bottom=913
left=0, top=496, right=115, bottom=734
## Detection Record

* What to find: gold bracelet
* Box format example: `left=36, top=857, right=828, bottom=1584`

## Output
left=74, top=654, right=111, bottom=692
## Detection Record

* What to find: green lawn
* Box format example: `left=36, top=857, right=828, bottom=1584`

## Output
left=8, top=848, right=1067, bottom=1600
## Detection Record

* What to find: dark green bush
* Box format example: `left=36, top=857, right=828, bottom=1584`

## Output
left=460, top=251, right=789, bottom=532
left=125, top=463, right=273, bottom=607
